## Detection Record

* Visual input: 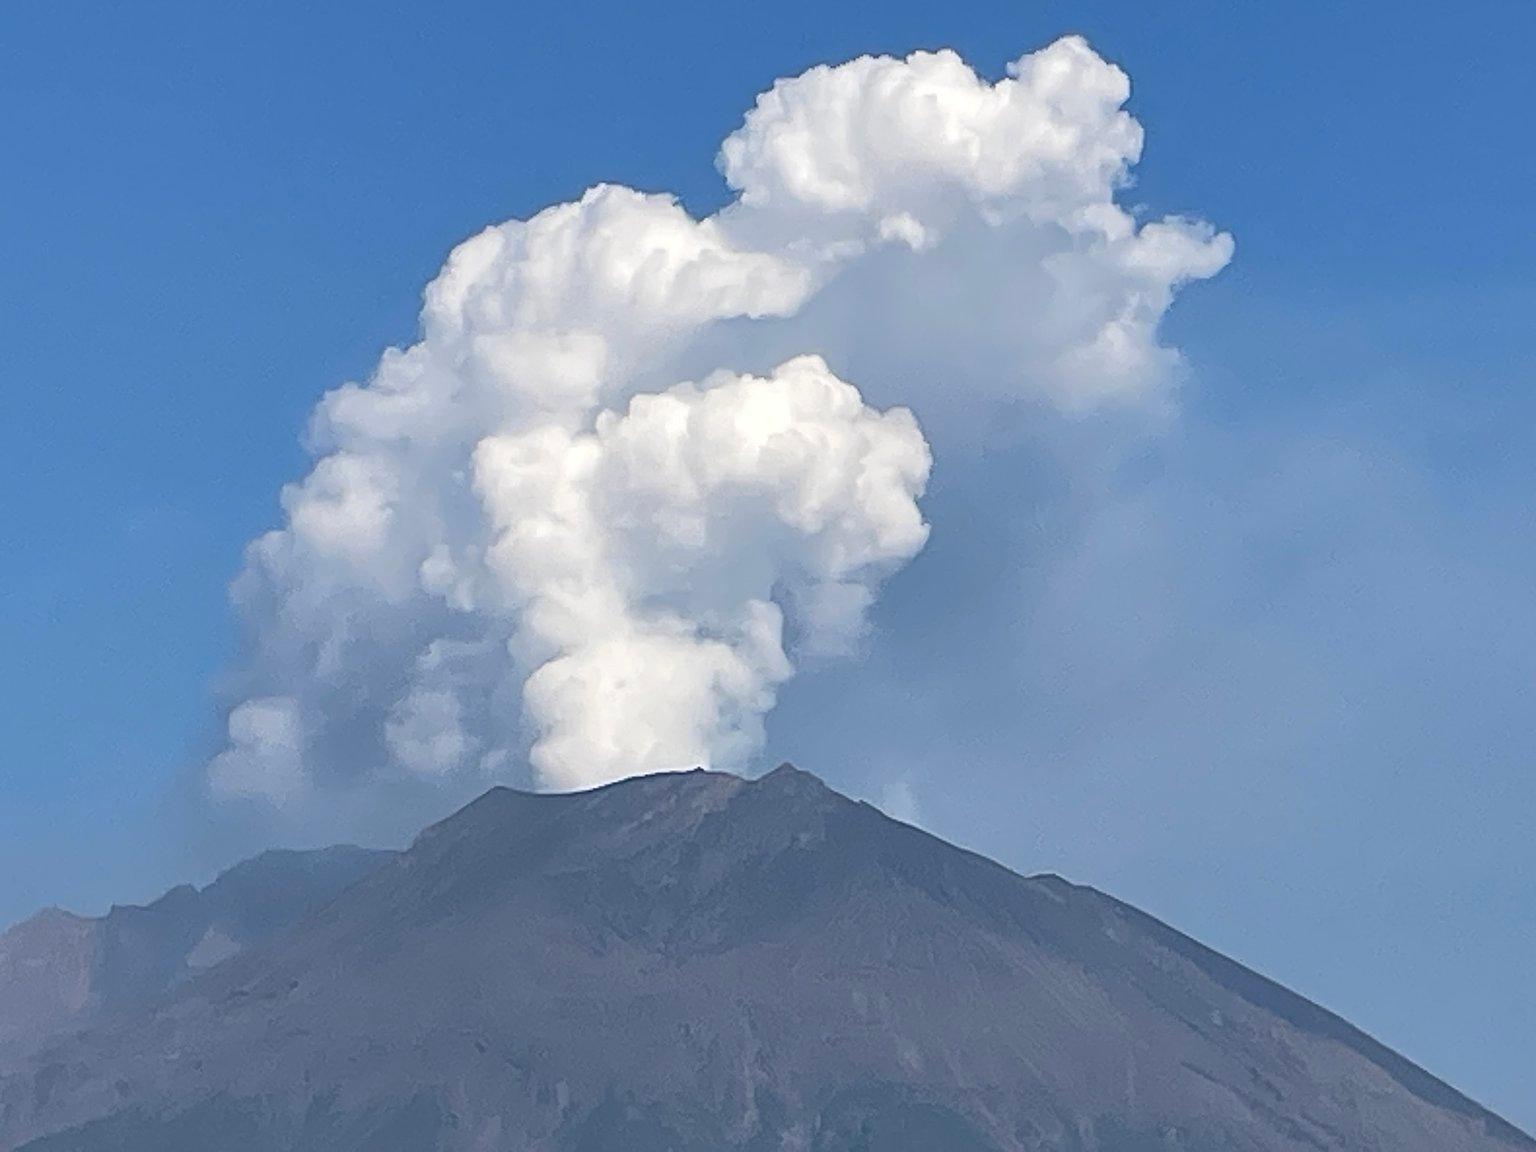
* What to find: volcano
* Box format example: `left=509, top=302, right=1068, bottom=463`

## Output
left=0, top=765, right=1527, bottom=1151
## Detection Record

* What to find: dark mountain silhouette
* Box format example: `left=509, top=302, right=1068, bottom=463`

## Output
left=0, top=766, right=1527, bottom=1151
left=0, top=846, right=393, bottom=1058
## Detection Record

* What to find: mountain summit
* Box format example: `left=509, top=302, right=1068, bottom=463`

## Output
left=0, top=767, right=1527, bottom=1151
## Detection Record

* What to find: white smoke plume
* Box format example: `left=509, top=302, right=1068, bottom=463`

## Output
left=207, top=36, right=1230, bottom=809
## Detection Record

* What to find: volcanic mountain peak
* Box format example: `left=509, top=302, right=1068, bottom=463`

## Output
left=1, top=766, right=1528, bottom=1152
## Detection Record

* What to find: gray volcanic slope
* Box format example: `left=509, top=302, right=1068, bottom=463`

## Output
left=0, top=846, right=394, bottom=1059
left=0, top=766, right=1527, bottom=1152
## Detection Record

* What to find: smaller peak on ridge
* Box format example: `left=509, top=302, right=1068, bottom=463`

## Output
left=758, top=761, right=817, bottom=784
left=750, top=762, right=837, bottom=802
left=30, top=905, right=88, bottom=925
left=3, top=905, right=93, bottom=938
left=120, top=883, right=199, bottom=916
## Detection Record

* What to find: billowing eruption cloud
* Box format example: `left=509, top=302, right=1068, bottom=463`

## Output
left=207, top=37, right=1230, bottom=810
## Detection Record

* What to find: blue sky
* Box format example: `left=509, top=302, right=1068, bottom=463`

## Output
left=2, top=0, right=1534, bottom=1131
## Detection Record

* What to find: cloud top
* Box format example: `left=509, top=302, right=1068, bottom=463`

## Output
left=722, top=37, right=1141, bottom=228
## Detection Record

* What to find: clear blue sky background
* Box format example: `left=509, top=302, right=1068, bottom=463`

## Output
left=2, top=0, right=1533, bottom=1131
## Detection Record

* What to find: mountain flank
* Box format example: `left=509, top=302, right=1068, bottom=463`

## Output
left=0, top=845, right=392, bottom=1057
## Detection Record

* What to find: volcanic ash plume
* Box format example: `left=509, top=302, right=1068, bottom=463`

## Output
left=208, top=36, right=1231, bottom=811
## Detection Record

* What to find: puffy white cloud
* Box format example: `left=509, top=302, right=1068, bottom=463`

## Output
left=471, top=355, right=931, bottom=787
left=207, top=698, right=307, bottom=808
left=720, top=37, right=1142, bottom=236
left=207, top=36, right=1229, bottom=814
left=521, top=607, right=791, bottom=791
